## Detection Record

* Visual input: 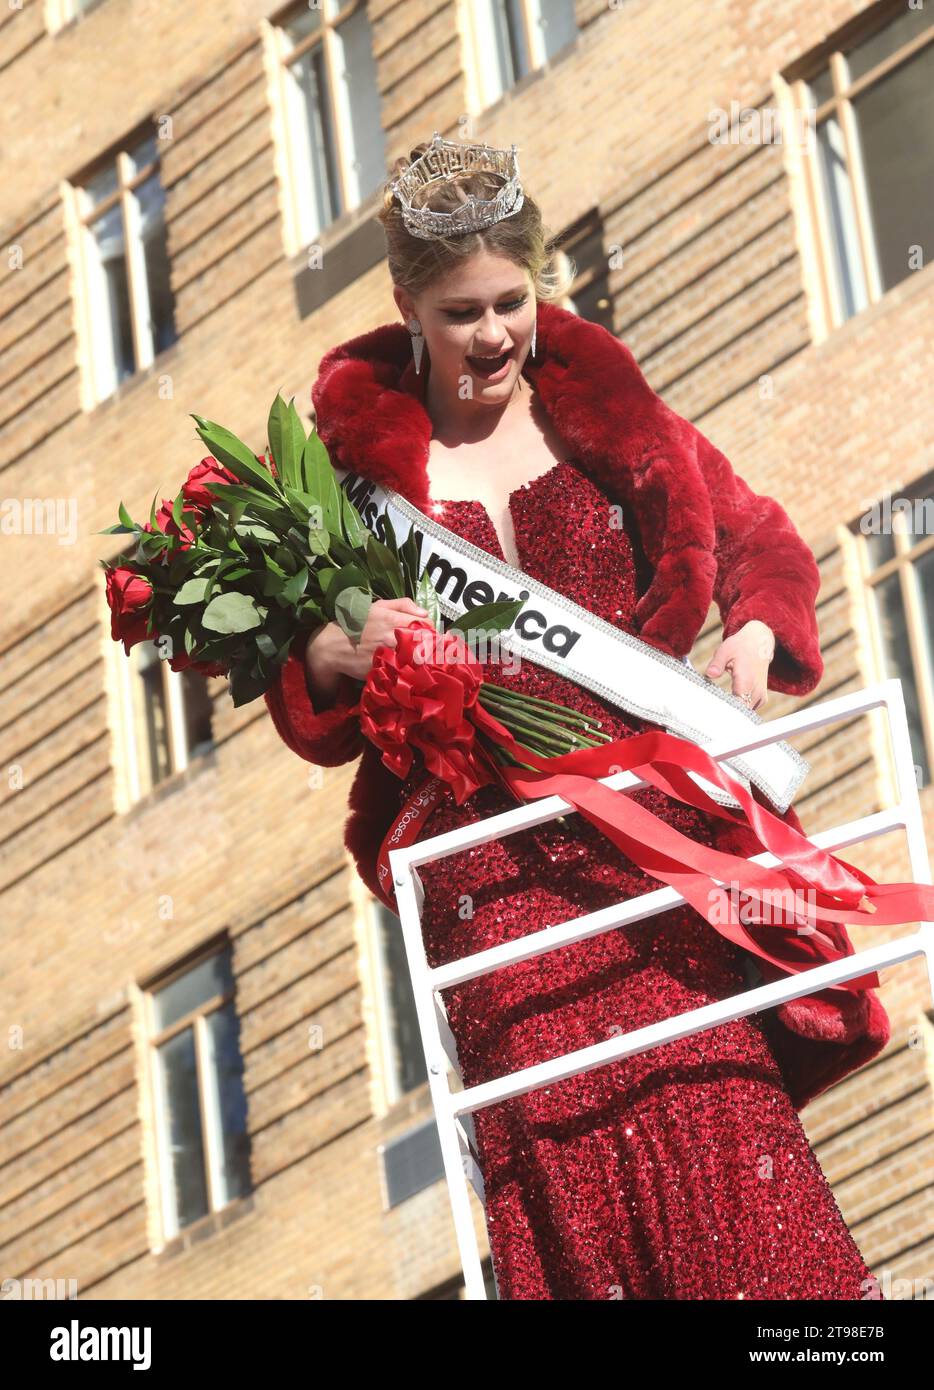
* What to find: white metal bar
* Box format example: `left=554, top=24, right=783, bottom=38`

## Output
left=395, top=679, right=907, bottom=871
left=427, top=807, right=903, bottom=993
left=388, top=678, right=932, bottom=1299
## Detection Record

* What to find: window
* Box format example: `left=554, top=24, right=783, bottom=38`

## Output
left=555, top=209, right=615, bottom=332
left=147, top=945, right=251, bottom=1242
left=268, top=0, right=386, bottom=254
left=369, top=898, right=429, bottom=1103
left=855, top=474, right=934, bottom=786
left=46, top=0, right=106, bottom=31
left=67, top=128, right=177, bottom=405
left=791, top=2, right=934, bottom=330
left=465, top=0, right=578, bottom=111
left=117, top=637, right=215, bottom=802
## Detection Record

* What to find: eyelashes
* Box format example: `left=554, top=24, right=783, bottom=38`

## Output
left=443, top=296, right=528, bottom=321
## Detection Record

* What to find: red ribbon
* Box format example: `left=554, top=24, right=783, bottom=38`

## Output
left=376, top=707, right=934, bottom=995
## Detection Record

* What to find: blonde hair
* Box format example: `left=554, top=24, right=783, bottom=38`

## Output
left=378, top=138, right=575, bottom=302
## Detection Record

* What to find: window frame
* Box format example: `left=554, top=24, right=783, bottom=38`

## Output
left=117, top=638, right=209, bottom=801
left=144, top=942, right=247, bottom=1246
left=263, top=0, right=378, bottom=257
left=462, top=0, right=578, bottom=114
left=785, top=0, right=934, bottom=335
left=855, top=493, right=934, bottom=787
left=363, top=893, right=437, bottom=1110
left=65, top=124, right=174, bottom=408
left=101, top=562, right=216, bottom=810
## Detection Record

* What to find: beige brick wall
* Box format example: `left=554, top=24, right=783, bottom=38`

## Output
left=1, top=0, right=931, bottom=1299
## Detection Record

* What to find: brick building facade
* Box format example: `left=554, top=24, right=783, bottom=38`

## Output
left=1, top=0, right=932, bottom=1300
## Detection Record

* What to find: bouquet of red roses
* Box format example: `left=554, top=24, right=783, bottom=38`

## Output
left=98, top=392, right=611, bottom=767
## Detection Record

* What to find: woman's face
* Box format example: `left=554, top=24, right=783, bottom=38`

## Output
left=395, top=251, right=535, bottom=406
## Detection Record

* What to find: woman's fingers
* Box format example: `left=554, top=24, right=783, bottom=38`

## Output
left=726, top=658, right=768, bottom=711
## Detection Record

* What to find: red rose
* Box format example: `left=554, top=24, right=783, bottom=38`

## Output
left=167, top=651, right=228, bottom=678
left=255, top=450, right=278, bottom=479
left=105, top=565, right=153, bottom=654
left=359, top=619, right=496, bottom=804
left=183, top=457, right=238, bottom=510
left=145, top=498, right=200, bottom=551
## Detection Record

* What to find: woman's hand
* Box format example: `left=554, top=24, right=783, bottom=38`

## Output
left=304, top=597, right=429, bottom=700
left=704, top=619, right=775, bottom=711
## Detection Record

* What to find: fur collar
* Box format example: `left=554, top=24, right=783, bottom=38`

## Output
left=310, top=299, right=719, bottom=654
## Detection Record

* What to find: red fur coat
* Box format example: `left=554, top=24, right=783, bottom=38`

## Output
left=265, top=299, right=890, bottom=1110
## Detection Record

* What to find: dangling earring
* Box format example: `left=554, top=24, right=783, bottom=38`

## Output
left=530, top=314, right=537, bottom=359
left=407, top=316, right=425, bottom=375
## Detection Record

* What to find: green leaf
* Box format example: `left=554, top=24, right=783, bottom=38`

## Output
left=300, top=430, right=342, bottom=532
left=378, top=510, right=398, bottom=554
left=307, top=523, right=331, bottom=558
left=263, top=552, right=288, bottom=579
left=333, top=586, right=372, bottom=643
left=228, top=661, right=272, bottom=707
left=202, top=591, right=267, bottom=634
left=338, top=487, right=369, bottom=548
left=281, top=568, right=309, bottom=605
left=235, top=520, right=280, bottom=543
left=267, top=394, right=287, bottom=482
left=279, top=398, right=308, bottom=493
left=118, top=500, right=136, bottom=530
left=365, top=534, right=404, bottom=598
left=174, top=576, right=211, bottom=605
left=447, top=598, right=524, bottom=636
left=298, top=598, right=325, bottom=623
left=323, top=563, right=370, bottom=620
left=190, top=415, right=280, bottom=495
left=416, top=569, right=442, bottom=631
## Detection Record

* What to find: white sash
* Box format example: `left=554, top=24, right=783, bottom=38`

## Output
left=335, top=468, right=809, bottom=813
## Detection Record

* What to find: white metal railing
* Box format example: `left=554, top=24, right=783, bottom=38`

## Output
left=388, top=678, right=934, bottom=1300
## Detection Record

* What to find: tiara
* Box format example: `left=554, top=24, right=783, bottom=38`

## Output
left=389, top=130, right=524, bottom=241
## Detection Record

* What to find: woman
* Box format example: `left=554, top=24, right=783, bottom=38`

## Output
left=265, top=137, right=890, bottom=1299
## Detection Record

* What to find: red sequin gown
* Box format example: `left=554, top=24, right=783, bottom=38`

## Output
left=397, top=458, right=879, bottom=1301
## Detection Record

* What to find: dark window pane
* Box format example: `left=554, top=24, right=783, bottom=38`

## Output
left=846, top=6, right=934, bottom=83
left=816, top=115, right=868, bottom=318
left=90, top=202, right=136, bottom=383
left=503, top=0, right=530, bottom=78
left=874, top=572, right=929, bottom=783
left=85, top=161, right=118, bottom=208
left=129, top=132, right=159, bottom=175
left=157, top=1026, right=209, bottom=1232
left=863, top=525, right=896, bottom=568
left=540, top=0, right=577, bottom=61
left=913, top=549, right=934, bottom=717
left=853, top=43, right=934, bottom=293
left=807, top=66, right=835, bottom=108
left=135, top=642, right=171, bottom=788
left=204, top=1002, right=251, bottom=1205
left=289, top=45, right=341, bottom=227
left=136, top=175, right=178, bottom=356
left=377, top=905, right=428, bottom=1094
left=180, top=669, right=214, bottom=760
left=153, top=950, right=234, bottom=1032
left=335, top=4, right=385, bottom=202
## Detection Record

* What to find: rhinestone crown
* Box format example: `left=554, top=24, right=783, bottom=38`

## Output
left=389, top=131, right=524, bottom=241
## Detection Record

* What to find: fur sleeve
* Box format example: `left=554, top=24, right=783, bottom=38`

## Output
left=264, top=632, right=364, bottom=766
left=694, top=427, right=824, bottom=696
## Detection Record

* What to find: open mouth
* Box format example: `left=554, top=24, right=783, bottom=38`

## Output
left=466, top=350, right=513, bottom=379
